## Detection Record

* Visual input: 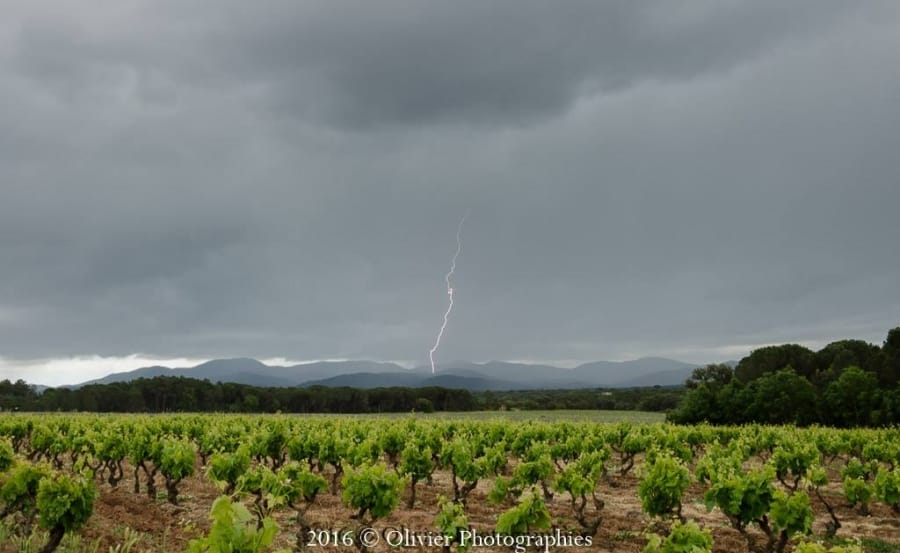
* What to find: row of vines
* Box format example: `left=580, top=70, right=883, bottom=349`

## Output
left=0, top=414, right=898, bottom=552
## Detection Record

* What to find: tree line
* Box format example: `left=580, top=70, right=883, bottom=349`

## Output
left=3, top=325, right=897, bottom=424
left=0, top=376, right=680, bottom=414
left=670, top=327, right=900, bottom=427
left=0, top=378, right=478, bottom=413
left=476, top=387, right=682, bottom=412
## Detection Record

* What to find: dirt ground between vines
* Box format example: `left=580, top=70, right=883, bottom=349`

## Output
left=14, top=461, right=900, bottom=553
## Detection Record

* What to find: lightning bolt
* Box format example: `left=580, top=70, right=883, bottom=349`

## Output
left=429, top=210, right=469, bottom=374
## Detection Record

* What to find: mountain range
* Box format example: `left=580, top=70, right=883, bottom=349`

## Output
left=65, top=356, right=702, bottom=391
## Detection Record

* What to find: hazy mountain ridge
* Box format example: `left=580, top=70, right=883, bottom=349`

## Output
left=75, top=358, right=408, bottom=387
left=67, top=356, right=701, bottom=391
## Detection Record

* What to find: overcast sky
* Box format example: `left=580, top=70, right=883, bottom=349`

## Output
left=2, top=1, right=899, bottom=386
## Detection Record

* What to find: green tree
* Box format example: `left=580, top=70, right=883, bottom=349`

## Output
left=815, top=340, right=882, bottom=381
left=736, top=345, right=817, bottom=382
left=685, top=364, right=734, bottom=389
left=743, top=368, right=817, bottom=425
left=414, top=397, right=435, bottom=413
left=881, top=327, right=900, bottom=386
left=822, top=367, right=880, bottom=427
left=670, top=365, right=736, bottom=424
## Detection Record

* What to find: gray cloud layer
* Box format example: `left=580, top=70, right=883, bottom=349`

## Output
left=1, top=1, right=899, bottom=369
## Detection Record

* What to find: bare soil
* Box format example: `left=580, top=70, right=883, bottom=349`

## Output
left=40, top=459, right=900, bottom=553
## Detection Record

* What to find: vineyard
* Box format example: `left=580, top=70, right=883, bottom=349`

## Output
left=0, top=414, right=898, bottom=553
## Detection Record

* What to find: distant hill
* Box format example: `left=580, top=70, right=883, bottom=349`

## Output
left=84, top=365, right=175, bottom=385
left=66, top=356, right=702, bottom=391
left=611, top=366, right=697, bottom=388
left=303, top=372, right=425, bottom=389
left=569, top=357, right=697, bottom=386
left=73, top=359, right=407, bottom=388
left=303, top=372, right=523, bottom=391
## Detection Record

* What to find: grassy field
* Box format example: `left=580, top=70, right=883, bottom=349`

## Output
left=337, top=409, right=666, bottom=423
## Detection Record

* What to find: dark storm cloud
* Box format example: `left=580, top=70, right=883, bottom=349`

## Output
left=1, top=0, right=899, bottom=380
left=7, top=0, right=869, bottom=128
